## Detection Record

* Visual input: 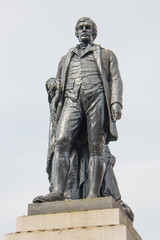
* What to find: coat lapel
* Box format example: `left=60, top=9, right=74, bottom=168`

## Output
left=93, top=46, right=110, bottom=102
left=61, top=49, right=73, bottom=91
left=93, top=46, right=102, bottom=75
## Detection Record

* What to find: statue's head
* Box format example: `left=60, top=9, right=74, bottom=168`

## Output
left=75, top=17, right=97, bottom=43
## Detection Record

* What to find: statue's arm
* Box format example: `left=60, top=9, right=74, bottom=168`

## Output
left=109, top=51, right=123, bottom=121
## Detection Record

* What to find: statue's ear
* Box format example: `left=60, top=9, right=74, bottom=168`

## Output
left=75, top=32, right=79, bottom=39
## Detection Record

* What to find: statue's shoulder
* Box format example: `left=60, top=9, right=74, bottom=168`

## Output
left=94, top=44, right=112, bottom=55
left=99, top=46, right=117, bottom=61
left=60, top=47, right=74, bottom=62
left=100, top=46, right=111, bottom=54
left=65, top=47, right=74, bottom=56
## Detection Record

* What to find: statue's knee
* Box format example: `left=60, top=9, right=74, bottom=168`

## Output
left=89, top=140, right=105, bottom=156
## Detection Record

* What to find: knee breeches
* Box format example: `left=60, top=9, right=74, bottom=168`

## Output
left=56, top=91, right=107, bottom=156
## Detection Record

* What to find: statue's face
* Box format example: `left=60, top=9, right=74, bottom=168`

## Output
left=77, top=20, right=93, bottom=43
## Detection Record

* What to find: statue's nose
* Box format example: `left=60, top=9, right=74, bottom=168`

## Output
left=82, top=26, right=87, bottom=31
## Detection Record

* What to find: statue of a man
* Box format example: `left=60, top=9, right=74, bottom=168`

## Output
left=33, top=17, right=123, bottom=203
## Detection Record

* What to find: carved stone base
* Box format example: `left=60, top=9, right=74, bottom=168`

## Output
left=4, top=197, right=142, bottom=240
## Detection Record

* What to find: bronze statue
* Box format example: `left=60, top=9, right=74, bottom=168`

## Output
left=33, top=17, right=134, bottom=221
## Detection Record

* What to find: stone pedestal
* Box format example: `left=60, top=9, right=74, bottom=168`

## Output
left=4, top=197, right=142, bottom=240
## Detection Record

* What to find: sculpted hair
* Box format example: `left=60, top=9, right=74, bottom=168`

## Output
left=75, top=17, right=97, bottom=40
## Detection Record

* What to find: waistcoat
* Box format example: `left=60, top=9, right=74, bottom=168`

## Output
left=65, top=50, right=104, bottom=99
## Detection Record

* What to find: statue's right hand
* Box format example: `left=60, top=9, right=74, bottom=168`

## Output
left=48, top=82, right=57, bottom=92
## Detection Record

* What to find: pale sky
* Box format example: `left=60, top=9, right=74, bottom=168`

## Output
left=0, top=0, right=160, bottom=239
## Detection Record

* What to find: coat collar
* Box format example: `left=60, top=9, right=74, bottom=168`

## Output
left=72, top=43, right=101, bottom=57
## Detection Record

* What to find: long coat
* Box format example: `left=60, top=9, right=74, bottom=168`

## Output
left=55, top=44, right=123, bottom=143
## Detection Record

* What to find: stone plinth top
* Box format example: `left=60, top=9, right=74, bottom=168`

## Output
left=28, top=196, right=119, bottom=216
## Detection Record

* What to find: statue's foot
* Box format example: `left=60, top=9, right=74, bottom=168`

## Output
left=33, top=192, right=64, bottom=203
left=86, top=193, right=98, bottom=199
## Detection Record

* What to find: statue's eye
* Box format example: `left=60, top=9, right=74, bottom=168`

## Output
left=86, top=25, right=91, bottom=30
left=78, top=26, right=83, bottom=30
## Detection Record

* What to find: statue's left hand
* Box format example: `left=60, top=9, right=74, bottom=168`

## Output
left=111, top=103, right=122, bottom=122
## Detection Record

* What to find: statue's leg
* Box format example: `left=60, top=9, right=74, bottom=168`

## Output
left=85, top=92, right=107, bottom=198
left=50, top=98, right=83, bottom=200
left=87, top=155, right=106, bottom=198
left=33, top=98, right=83, bottom=203
left=33, top=151, right=70, bottom=203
